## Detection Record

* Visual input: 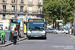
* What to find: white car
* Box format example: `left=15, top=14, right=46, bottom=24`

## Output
left=46, top=28, right=56, bottom=33
left=53, top=29, right=69, bottom=34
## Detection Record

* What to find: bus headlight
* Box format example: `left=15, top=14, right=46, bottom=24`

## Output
left=27, top=31, right=31, bottom=33
left=41, top=31, right=45, bottom=33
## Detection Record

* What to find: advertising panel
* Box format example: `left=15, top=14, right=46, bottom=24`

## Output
left=24, top=24, right=26, bottom=33
left=10, top=22, right=20, bottom=31
left=11, top=23, right=16, bottom=31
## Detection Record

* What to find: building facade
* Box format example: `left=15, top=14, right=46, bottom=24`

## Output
left=0, top=0, right=44, bottom=21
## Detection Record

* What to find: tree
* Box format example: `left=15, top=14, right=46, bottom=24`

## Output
left=43, top=0, right=74, bottom=25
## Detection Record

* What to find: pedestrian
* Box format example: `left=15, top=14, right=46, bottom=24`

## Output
left=70, top=28, right=72, bottom=34
left=12, top=28, right=19, bottom=45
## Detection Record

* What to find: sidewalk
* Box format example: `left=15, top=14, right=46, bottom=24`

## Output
left=69, top=34, right=75, bottom=40
left=0, top=30, right=27, bottom=47
left=58, top=33, right=75, bottom=40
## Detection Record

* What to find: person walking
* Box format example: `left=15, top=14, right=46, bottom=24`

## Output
left=12, top=28, right=19, bottom=45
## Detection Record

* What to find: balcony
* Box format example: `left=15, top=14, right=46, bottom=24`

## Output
left=28, top=1, right=33, bottom=4
left=24, top=10, right=44, bottom=15
left=0, top=9, right=44, bottom=15
left=38, top=2, right=42, bottom=5
left=20, top=10, right=23, bottom=13
left=38, top=2, right=41, bottom=4
left=2, top=9, right=7, bottom=12
left=12, top=10, right=15, bottom=12
left=11, top=1, right=15, bottom=3
left=2, top=18, right=6, bottom=20
left=3, top=0, right=6, bottom=2
left=1, top=0, right=7, bottom=4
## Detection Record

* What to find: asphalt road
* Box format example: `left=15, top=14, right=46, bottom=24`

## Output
left=1, top=33, right=75, bottom=50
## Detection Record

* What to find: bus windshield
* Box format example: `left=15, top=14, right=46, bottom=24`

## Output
left=28, top=22, right=45, bottom=31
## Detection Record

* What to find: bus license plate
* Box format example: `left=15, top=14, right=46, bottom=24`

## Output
left=32, top=31, right=40, bottom=33
left=34, top=36, right=38, bottom=37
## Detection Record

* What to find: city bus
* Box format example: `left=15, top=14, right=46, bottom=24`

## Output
left=26, top=18, right=47, bottom=39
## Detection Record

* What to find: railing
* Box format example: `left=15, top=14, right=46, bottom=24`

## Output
left=2, top=18, right=6, bottom=20
left=38, top=2, right=41, bottom=5
left=20, top=10, right=23, bottom=12
left=20, top=1, right=24, bottom=4
left=11, top=0, right=15, bottom=3
left=11, top=10, right=15, bottom=12
left=2, top=9, right=7, bottom=12
left=3, top=0, right=6, bottom=2
left=28, top=1, right=33, bottom=4
left=24, top=10, right=44, bottom=14
left=0, top=9, right=44, bottom=14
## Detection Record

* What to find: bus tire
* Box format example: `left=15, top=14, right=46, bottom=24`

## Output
left=28, top=37, right=30, bottom=39
left=43, top=37, right=47, bottom=40
left=2, top=41, right=3, bottom=44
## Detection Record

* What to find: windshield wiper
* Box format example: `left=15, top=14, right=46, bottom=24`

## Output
left=29, top=27, right=44, bottom=31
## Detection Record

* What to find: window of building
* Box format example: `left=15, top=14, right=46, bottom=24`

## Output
left=28, top=15, right=32, bottom=18
left=11, top=15, right=14, bottom=18
left=29, top=0, right=32, bottom=4
left=37, top=15, right=41, bottom=18
left=12, top=6, right=15, bottom=12
left=38, top=6, right=41, bottom=14
left=3, top=5, right=6, bottom=12
left=11, top=0, right=15, bottom=3
left=20, top=6, right=24, bottom=12
left=3, top=0, right=6, bottom=2
left=38, top=0, right=41, bottom=4
left=20, top=0, right=24, bottom=3
left=3, top=5, right=6, bottom=10
left=3, top=14, right=6, bottom=20
left=38, top=6, right=41, bottom=11
left=29, top=6, right=32, bottom=13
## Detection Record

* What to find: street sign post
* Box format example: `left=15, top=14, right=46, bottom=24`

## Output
left=26, top=14, right=28, bottom=21
left=56, top=20, right=63, bottom=29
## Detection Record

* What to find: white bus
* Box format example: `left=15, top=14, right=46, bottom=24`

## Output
left=26, top=18, right=47, bottom=39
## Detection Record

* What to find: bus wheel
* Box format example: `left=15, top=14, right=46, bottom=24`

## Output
left=28, top=37, right=30, bottom=40
left=43, top=37, right=47, bottom=40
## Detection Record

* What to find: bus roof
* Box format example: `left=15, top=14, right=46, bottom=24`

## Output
left=27, top=18, right=45, bottom=22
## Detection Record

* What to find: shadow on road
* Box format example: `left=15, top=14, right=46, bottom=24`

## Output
left=27, top=37, right=47, bottom=40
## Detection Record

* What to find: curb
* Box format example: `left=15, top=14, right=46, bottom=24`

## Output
left=0, top=37, right=27, bottom=47
left=69, top=35, right=75, bottom=40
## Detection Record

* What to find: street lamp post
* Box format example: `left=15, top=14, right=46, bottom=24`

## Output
left=58, top=0, right=62, bottom=29
left=15, top=0, right=17, bottom=19
left=60, top=0, right=62, bottom=20
left=73, top=7, right=75, bottom=35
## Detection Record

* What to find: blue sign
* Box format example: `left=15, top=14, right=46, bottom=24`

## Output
left=27, top=18, right=31, bottom=19
left=19, top=15, right=23, bottom=17
left=17, top=19, right=21, bottom=23
left=66, top=24, right=70, bottom=29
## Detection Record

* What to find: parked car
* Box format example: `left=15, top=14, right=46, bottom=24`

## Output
left=46, top=28, right=56, bottom=33
left=64, top=29, right=69, bottom=34
left=53, top=29, right=68, bottom=34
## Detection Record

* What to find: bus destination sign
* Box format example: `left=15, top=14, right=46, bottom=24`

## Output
left=28, top=19, right=44, bottom=22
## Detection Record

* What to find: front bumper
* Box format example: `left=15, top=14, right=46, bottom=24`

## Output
left=27, top=33, right=46, bottom=38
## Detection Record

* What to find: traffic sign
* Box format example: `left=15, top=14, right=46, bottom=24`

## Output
left=59, top=23, right=62, bottom=25
left=56, top=20, right=63, bottom=22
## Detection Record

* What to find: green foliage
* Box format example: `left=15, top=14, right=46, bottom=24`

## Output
left=43, top=0, right=74, bottom=24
